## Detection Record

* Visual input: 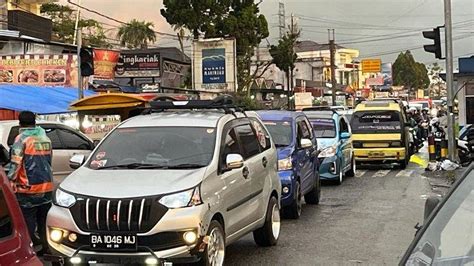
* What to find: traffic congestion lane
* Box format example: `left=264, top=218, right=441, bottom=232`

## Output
left=225, top=162, right=431, bottom=265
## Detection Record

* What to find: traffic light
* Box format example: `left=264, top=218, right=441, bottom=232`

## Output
left=422, top=27, right=442, bottom=59
left=80, top=47, right=94, bottom=76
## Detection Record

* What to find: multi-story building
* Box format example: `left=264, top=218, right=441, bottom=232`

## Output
left=251, top=40, right=361, bottom=97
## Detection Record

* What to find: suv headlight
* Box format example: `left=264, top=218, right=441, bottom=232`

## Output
left=159, top=186, right=202, bottom=209
left=278, top=157, right=292, bottom=171
left=54, top=189, right=76, bottom=208
left=319, top=145, right=337, bottom=158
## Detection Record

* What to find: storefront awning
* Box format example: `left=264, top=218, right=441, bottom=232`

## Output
left=0, top=84, right=94, bottom=114
left=69, top=93, right=150, bottom=112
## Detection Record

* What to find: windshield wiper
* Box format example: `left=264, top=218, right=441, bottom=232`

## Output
left=166, top=163, right=207, bottom=169
left=97, top=163, right=169, bottom=170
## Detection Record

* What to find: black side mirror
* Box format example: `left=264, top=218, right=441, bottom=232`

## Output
left=424, top=196, right=441, bottom=223
left=0, top=144, right=10, bottom=166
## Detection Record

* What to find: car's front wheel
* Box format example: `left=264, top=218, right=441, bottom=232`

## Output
left=200, top=220, right=225, bottom=266
left=253, top=196, right=280, bottom=246
left=345, top=155, right=356, bottom=177
left=304, top=172, right=320, bottom=205
left=283, top=181, right=302, bottom=219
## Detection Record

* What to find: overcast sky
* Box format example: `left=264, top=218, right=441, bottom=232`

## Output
left=63, top=0, right=473, bottom=67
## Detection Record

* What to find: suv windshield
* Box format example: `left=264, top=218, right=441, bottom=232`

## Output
left=406, top=171, right=474, bottom=265
left=351, top=111, right=402, bottom=134
left=88, top=127, right=216, bottom=169
left=262, top=121, right=293, bottom=147
left=310, top=118, right=336, bottom=138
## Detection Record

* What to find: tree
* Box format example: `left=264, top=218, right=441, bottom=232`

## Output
left=269, top=27, right=300, bottom=104
left=40, top=3, right=111, bottom=48
left=161, top=0, right=269, bottom=92
left=393, top=51, right=430, bottom=93
left=117, top=19, right=156, bottom=49
left=427, top=62, right=447, bottom=99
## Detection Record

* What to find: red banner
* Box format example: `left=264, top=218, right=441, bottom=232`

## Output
left=93, top=49, right=120, bottom=80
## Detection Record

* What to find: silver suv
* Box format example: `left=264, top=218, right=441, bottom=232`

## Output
left=46, top=99, right=281, bottom=265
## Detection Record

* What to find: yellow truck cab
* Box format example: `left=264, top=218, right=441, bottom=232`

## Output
left=350, top=100, right=411, bottom=169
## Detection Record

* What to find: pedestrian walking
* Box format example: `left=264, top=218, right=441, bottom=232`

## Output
left=7, top=111, right=53, bottom=255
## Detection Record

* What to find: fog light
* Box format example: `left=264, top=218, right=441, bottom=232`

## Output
left=70, top=257, right=82, bottom=264
left=68, top=233, right=77, bottom=242
left=282, top=186, right=289, bottom=194
left=145, top=257, right=158, bottom=265
left=183, top=231, right=197, bottom=244
left=50, top=229, right=63, bottom=243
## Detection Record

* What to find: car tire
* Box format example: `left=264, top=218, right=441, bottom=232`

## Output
left=283, top=181, right=302, bottom=219
left=399, top=158, right=407, bottom=169
left=345, top=155, right=356, bottom=177
left=200, top=220, right=226, bottom=266
left=304, top=173, right=320, bottom=205
left=253, top=196, right=280, bottom=246
left=335, top=160, right=343, bottom=185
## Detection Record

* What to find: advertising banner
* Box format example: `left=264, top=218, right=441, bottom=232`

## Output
left=202, top=48, right=226, bottom=84
left=361, top=59, right=382, bottom=73
left=193, top=38, right=237, bottom=92
left=365, top=76, right=384, bottom=86
left=115, top=52, right=160, bottom=78
left=0, top=54, right=78, bottom=87
left=93, top=49, right=120, bottom=80
left=295, top=92, right=313, bottom=110
left=381, top=63, right=393, bottom=87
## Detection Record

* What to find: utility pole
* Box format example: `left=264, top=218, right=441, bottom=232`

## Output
left=72, top=0, right=82, bottom=45
left=77, top=29, right=83, bottom=99
left=329, top=29, right=337, bottom=106
left=278, top=1, right=285, bottom=39
left=290, top=13, right=295, bottom=109
left=444, top=0, right=456, bottom=161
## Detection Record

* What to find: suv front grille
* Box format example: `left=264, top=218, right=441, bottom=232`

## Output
left=70, top=196, right=167, bottom=233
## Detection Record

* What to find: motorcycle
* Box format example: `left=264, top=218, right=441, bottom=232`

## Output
left=430, top=118, right=446, bottom=160
left=409, top=126, right=424, bottom=154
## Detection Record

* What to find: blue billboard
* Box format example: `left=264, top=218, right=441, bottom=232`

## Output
left=202, top=48, right=226, bottom=84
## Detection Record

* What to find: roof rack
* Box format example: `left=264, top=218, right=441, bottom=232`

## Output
left=148, top=95, right=247, bottom=117
left=301, top=106, right=339, bottom=114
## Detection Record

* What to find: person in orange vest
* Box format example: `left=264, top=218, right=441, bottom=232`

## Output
left=8, top=111, right=53, bottom=255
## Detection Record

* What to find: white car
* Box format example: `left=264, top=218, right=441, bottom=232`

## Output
left=0, top=121, right=94, bottom=184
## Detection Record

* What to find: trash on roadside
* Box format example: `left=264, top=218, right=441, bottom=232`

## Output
left=440, top=159, right=460, bottom=171
left=425, top=161, right=441, bottom=171
left=425, top=160, right=460, bottom=171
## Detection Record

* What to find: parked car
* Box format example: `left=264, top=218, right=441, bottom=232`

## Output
left=0, top=121, right=94, bottom=184
left=400, top=164, right=474, bottom=265
left=0, top=144, right=42, bottom=266
left=256, top=110, right=320, bottom=219
left=303, top=109, right=355, bottom=185
left=46, top=98, right=281, bottom=265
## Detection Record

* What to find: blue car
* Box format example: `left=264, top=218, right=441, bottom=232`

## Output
left=304, top=109, right=355, bottom=185
left=257, top=111, right=320, bottom=219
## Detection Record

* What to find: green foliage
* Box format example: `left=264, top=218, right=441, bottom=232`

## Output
left=161, top=0, right=269, bottom=92
left=269, top=31, right=299, bottom=74
left=393, top=51, right=430, bottom=90
left=40, top=3, right=111, bottom=48
left=117, top=19, right=156, bottom=49
left=232, top=92, right=261, bottom=110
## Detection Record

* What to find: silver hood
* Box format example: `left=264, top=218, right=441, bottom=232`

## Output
left=59, top=167, right=206, bottom=198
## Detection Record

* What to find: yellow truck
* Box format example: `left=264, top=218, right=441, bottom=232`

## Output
left=350, top=101, right=412, bottom=169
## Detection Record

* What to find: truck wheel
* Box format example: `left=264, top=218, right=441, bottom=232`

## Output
left=253, top=196, right=280, bottom=246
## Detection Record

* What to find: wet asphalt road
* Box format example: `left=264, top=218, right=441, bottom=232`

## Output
left=225, top=160, right=431, bottom=265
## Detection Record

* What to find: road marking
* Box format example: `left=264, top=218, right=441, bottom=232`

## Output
left=355, top=169, right=367, bottom=178
left=372, top=169, right=391, bottom=178
left=396, top=169, right=415, bottom=177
